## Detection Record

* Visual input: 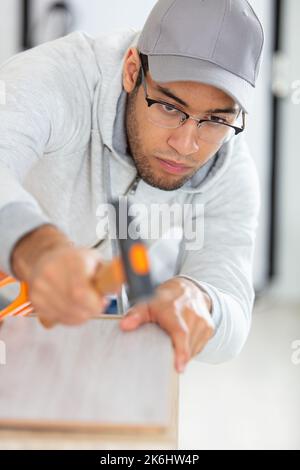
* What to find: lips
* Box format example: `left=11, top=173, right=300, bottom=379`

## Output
left=156, top=157, right=191, bottom=169
left=155, top=156, right=192, bottom=175
left=164, top=160, right=189, bottom=168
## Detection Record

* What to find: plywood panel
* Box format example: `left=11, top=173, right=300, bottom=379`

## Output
left=0, top=317, right=178, bottom=444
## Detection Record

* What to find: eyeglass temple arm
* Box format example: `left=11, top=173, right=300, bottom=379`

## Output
left=139, top=56, right=149, bottom=98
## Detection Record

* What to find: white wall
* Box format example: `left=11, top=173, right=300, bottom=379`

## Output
left=66, top=0, right=157, bottom=34
left=270, top=0, right=300, bottom=302
left=246, top=0, right=274, bottom=290
left=0, top=1, right=158, bottom=60
left=29, top=0, right=157, bottom=44
left=0, top=0, right=20, bottom=64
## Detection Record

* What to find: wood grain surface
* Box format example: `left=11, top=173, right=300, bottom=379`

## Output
left=0, top=316, right=178, bottom=447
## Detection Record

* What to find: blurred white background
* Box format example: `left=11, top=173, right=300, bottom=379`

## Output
left=0, top=0, right=299, bottom=450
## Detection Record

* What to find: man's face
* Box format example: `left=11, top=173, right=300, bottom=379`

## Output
left=124, top=55, right=239, bottom=191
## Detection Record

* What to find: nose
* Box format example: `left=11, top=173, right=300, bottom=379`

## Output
left=167, top=119, right=200, bottom=156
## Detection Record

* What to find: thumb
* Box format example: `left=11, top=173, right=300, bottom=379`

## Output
left=120, top=303, right=150, bottom=331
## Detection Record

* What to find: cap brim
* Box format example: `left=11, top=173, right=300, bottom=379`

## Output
left=147, top=55, right=254, bottom=113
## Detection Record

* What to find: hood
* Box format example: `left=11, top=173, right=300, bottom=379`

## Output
left=93, top=29, right=236, bottom=195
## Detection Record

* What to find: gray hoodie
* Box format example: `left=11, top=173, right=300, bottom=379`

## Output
left=0, top=30, right=260, bottom=363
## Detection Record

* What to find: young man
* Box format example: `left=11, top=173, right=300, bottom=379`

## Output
left=0, top=0, right=264, bottom=373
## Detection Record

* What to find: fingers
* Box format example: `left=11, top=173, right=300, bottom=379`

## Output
left=153, top=305, right=191, bottom=373
left=119, top=283, right=215, bottom=375
left=128, top=301, right=211, bottom=373
left=38, top=316, right=56, bottom=329
left=120, top=300, right=192, bottom=373
left=189, top=316, right=214, bottom=356
left=32, top=282, right=108, bottom=328
left=170, top=325, right=191, bottom=373
left=29, top=247, right=109, bottom=328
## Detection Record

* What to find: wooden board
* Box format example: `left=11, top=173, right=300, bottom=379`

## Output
left=0, top=317, right=178, bottom=449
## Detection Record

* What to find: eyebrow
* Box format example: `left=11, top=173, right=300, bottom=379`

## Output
left=154, top=84, right=239, bottom=115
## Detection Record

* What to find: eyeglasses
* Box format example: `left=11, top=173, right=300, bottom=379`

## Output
left=140, top=61, right=245, bottom=145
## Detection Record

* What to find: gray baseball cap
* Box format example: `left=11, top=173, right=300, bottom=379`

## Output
left=137, top=0, right=264, bottom=112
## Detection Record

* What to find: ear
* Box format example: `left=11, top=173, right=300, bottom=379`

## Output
left=123, top=47, right=141, bottom=93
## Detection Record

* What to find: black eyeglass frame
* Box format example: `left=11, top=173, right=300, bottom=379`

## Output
left=139, top=57, right=246, bottom=136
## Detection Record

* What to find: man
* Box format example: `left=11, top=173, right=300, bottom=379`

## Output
left=0, top=0, right=264, bottom=373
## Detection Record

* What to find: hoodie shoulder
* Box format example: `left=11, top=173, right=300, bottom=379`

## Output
left=92, top=29, right=141, bottom=77
left=0, top=31, right=101, bottom=99
left=201, top=135, right=261, bottom=221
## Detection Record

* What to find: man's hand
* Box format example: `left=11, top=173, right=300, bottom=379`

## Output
left=120, top=277, right=214, bottom=373
left=11, top=225, right=108, bottom=328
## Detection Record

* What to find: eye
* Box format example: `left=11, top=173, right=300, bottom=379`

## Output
left=160, top=103, right=181, bottom=115
left=207, top=115, right=228, bottom=124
